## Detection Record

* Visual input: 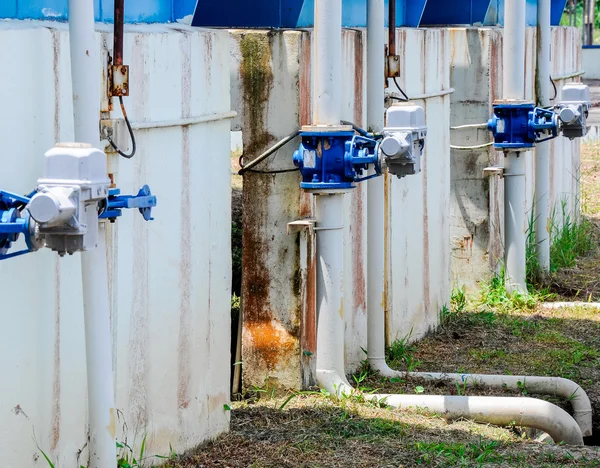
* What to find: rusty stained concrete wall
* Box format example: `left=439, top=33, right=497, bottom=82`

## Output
left=386, top=29, right=451, bottom=344
left=0, top=22, right=231, bottom=466
left=233, top=28, right=450, bottom=390
left=232, top=29, right=369, bottom=390
left=449, top=27, right=582, bottom=293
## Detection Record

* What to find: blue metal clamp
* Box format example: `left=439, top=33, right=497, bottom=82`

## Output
left=488, top=102, right=559, bottom=150
left=0, top=190, right=35, bottom=260
left=292, top=129, right=380, bottom=190
left=99, top=184, right=157, bottom=222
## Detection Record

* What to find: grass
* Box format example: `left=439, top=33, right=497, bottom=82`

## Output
left=164, top=393, right=600, bottom=467
left=546, top=142, right=600, bottom=301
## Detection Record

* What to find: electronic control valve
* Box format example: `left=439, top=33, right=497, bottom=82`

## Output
left=27, top=143, right=110, bottom=255
left=554, top=83, right=591, bottom=139
left=380, top=104, right=427, bottom=178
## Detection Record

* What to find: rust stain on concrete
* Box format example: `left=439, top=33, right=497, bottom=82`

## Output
left=239, top=33, right=275, bottom=157
left=177, top=35, right=193, bottom=412
left=51, top=257, right=61, bottom=450
left=299, top=32, right=312, bottom=126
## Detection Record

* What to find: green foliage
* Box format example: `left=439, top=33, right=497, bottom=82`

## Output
left=116, top=434, right=148, bottom=468
left=525, top=204, right=540, bottom=285
left=387, top=331, right=422, bottom=372
left=477, top=270, right=538, bottom=312
left=450, top=286, right=467, bottom=314
left=414, top=439, right=502, bottom=465
left=550, top=201, right=595, bottom=272
left=560, top=0, right=600, bottom=31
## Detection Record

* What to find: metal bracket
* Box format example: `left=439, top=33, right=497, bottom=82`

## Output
left=482, top=166, right=504, bottom=178
left=112, top=64, right=129, bottom=97
left=287, top=219, right=315, bottom=236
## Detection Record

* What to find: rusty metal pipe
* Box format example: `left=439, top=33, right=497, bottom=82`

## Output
left=388, top=0, right=396, bottom=56
left=113, top=0, right=124, bottom=66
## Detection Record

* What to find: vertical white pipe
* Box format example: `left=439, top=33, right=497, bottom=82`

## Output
left=503, top=0, right=527, bottom=293
left=504, top=155, right=527, bottom=293
left=315, top=193, right=353, bottom=394
left=366, top=0, right=387, bottom=366
left=313, top=0, right=342, bottom=125
left=503, top=0, right=526, bottom=100
left=81, top=225, right=117, bottom=468
left=535, top=0, right=551, bottom=274
left=68, top=1, right=117, bottom=466
left=312, top=0, right=351, bottom=395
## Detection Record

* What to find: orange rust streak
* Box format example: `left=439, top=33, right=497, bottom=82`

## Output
left=302, top=234, right=317, bottom=353
left=300, top=32, right=312, bottom=126
left=247, top=322, right=297, bottom=370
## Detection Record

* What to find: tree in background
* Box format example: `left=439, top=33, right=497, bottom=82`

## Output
left=562, top=0, right=599, bottom=44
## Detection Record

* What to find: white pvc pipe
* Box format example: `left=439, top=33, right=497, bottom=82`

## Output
left=313, top=0, right=342, bottom=125
left=367, top=0, right=387, bottom=369
left=81, top=224, right=117, bottom=466
left=315, top=193, right=353, bottom=394
left=68, top=1, right=117, bottom=466
left=368, top=394, right=584, bottom=445
left=130, top=110, right=238, bottom=130
left=535, top=0, right=551, bottom=273
left=541, top=301, right=600, bottom=309
left=503, top=0, right=528, bottom=294
left=503, top=0, right=526, bottom=100
left=504, top=156, right=527, bottom=293
left=404, top=372, right=591, bottom=436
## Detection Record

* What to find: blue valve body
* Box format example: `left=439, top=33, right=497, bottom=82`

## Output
left=292, top=130, right=380, bottom=190
left=488, top=102, right=559, bottom=149
left=0, top=191, right=34, bottom=259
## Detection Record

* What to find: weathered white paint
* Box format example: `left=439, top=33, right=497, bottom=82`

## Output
left=235, top=28, right=448, bottom=389
left=449, top=27, right=582, bottom=293
left=0, top=21, right=231, bottom=466
left=582, top=48, right=600, bottom=80
left=236, top=25, right=581, bottom=391
left=386, top=28, right=451, bottom=344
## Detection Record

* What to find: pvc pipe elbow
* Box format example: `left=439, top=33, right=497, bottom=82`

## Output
left=372, top=394, right=584, bottom=446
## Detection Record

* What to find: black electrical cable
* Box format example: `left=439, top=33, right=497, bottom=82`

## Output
left=239, top=129, right=301, bottom=175
left=550, top=76, right=558, bottom=101
left=392, top=77, right=410, bottom=101
left=245, top=168, right=300, bottom=174
left=107, top=96, right=137, bottom=159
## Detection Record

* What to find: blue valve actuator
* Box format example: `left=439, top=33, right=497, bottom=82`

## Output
left=292, top=128, right=380, bottom=190
left=488, top=101, right=559, bottom=150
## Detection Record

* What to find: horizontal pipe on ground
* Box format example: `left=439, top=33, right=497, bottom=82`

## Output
left=541, top=302, right=600, bottom=309
left=369, top=359, right=592, bottom=437
left=318, top=367, right=584, bottom=446
left=130, top=110, right=237, bottom=130
left=405, top=371, right=593, bottom=437
left=367, top=393, right=584, bottom=446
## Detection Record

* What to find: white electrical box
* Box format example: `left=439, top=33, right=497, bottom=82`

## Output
left=27, top=143, right=110, bottom=255
left=381, top=104, right=427, bottom=178
left=555, top=83, right=592, bottom=139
